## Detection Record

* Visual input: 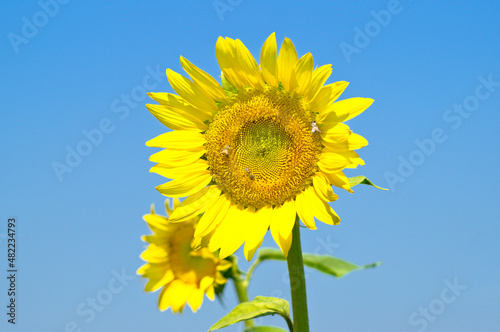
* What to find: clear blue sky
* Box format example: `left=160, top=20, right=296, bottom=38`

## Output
left=1, top=0, right=499, bottom=331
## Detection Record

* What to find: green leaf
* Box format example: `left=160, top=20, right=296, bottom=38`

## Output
left=256, top=248, right=380, bottom=278
left=208, top=296, right=291, bottom=331
left=244, top=326, right=287, bottom=332
left=348, top=176, right=388, bottom=190
left=220, top=72, right=238, bottom=95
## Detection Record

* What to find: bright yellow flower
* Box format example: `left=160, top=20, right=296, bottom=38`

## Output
left=137, top=200, right=231, bottom=313
left=146, top=33, right=373, bottom=261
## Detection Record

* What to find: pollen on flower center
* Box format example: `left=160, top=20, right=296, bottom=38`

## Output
left=205, top=87, right=323, bottom=209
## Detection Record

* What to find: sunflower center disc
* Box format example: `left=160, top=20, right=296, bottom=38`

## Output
left=205, top=87, right=322, bottom=209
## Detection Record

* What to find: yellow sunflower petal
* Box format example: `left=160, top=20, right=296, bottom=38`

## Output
left=279, top=229, right=293, bottom=258
left=270, top=201, right=296, bottom=257
left=320, top=98, right=374, bottom=131
left=318, top=151, right=351, bottom=172
left=143, top=213, right=169, bottom=231
left=146, top=130, right=206, bottom=149
left=275, top=200, right=297, bottom=241
left=187, top=288, right=205, bottom=312
left=313, top=173, right=339, bottom=202
left=305, top=64, right=332, bottom=102
left=235, top=39, right=265, bottom=89
left=149, top=147, right=205, bottom=166
left=146, top=103, right=207, bottom=131
left=270, top=200, right=296, bottom=257
left=277, top=37, right=298, bottom=91
left=215, top=206, right=250, bottom=259
left=322, top=170, right=353, bottom=193
left=156, top=171, right=212, bottom=197
left=138, top=264, right=175, bottom=292
left=148, top=92, right=213, bottom=122
left=323, top=132, right=369, bottom=152
left=196, top=194, right=232, bottom=238
left=293, top=52, right=313, bottom=96
left=310, top=81, right=349, bottom=114
left=244, top=205, right=272, bottom=261
left=150, top=160, right=208, bottom=180
left=169, top=185, right=221, bottom=223
left=295, top=188, right=317, bottom=230
left=166, top=69, right=218, bottom=113
left=320, top=122, right=351, bottom=144
left=205, top=285, right=215, bottom=300
left=140, top=244, right=167, bottom=263
left=180, top=56, right=226, bottom=102
left=260, top=32, right=278, bottom=87
left=305, top=187, right=340, bottom=226
left=216, top=37, right=245, bottom=90
left=159, top=280, right=195, bottom=313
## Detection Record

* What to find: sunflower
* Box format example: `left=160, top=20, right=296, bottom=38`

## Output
left=146, top=33, right=373, bottom=261
left=137, top=200, right=231, bottom=313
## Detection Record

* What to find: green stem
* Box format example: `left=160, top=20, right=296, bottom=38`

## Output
left=232, top=268, right=254, bottom=329
left=287, top=216, right=309, bottom=332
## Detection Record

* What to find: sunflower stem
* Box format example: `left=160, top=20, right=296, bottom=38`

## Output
left=287, top=216, right=309, bottom=332
left=232, top=266, right=254, bottom=329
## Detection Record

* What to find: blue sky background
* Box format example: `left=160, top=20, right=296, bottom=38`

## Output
left=1, top=0, right=499, bottom=331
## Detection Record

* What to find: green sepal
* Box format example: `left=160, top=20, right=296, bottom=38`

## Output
left=255, top=248, right=380, bottom=278
left=348, top=176, right=388, bottom=191
left=221, top=72, right=238, bottom=96
left=208, top=296, right=291, bottom=331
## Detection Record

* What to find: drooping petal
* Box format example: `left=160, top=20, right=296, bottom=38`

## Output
left=156, top=171, right=212, bottom=197
left=295, top=188, right=317, bottom=230
left=244, top=205, right=273, bottom=261
left=260, top=32, right=278, bottom=87
left=270, top=200, right=297, bottom=257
